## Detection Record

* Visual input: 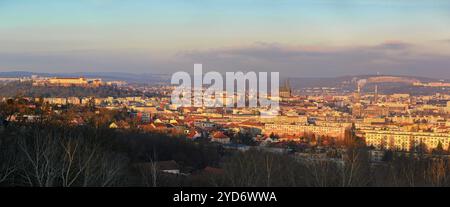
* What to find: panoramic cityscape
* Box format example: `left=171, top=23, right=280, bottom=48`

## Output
left=1, top=70, right=449, bottom=187
left=0, top=0, right=450, bottom=193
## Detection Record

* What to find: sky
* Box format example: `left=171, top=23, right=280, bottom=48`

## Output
left=0, top=0, right=450, bottom=78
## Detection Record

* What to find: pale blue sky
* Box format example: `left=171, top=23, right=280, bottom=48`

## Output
left=0, top=0, right=450, bottom=78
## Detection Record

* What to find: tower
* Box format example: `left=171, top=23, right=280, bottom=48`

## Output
left=280, top=79, right=292, bottom=98
left=446, top=101, right=450, bottom=113
left=374, top=85, right=378, bottom=103
left=352, top=81, right=362, bottom=117
left=354, top=84, right=361, bottom=103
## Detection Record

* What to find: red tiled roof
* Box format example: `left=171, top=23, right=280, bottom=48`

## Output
left=283, top=134, right=297, bottom=139
left=240, top=120, right=264, bottom=127
left=187, top=130, right=199, bottom=139
left=153, top=123, right=167, bottom=128
left=225, top=123, right=240, bottom=128
left=211, top=131, right=229, bottom=139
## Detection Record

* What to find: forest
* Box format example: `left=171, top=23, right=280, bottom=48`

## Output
left=1, top=120, right=450, bottom=187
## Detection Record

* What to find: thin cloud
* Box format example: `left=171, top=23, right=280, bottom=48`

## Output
left=371, top=41, right=413, bottom=50
left=180, top=41, right=413, bottom=61
left=179, top=41, right=450, bottom=78
left=1, top=41, right=449, bottom=79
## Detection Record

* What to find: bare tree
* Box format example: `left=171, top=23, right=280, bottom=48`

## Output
left=340, top=147, right=371, bottom=187
left=303, top=159, right=338, bottom=187
left=0, top=138, right=17, bottom=185
left=424, top=158, right=449, bottom=187
left=18, top=131, right=60, bottom=187
left=264, top=154, right=274, bottom=187
left=138, top=150, right=159, bottom=187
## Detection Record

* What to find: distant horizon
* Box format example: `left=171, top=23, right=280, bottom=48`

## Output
left=0, top=70, right=447, bottom=81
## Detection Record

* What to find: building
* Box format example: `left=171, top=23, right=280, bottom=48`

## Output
left=186, top=129, right=202, bottom=140
left=33, top=77, right=103, bottom=87
left=134, top=160, right=181, bottom=175
left=363, top=130, right=450, bottom=152
left=156, top=160, right=181, bottom=174
left=414, top=82, right=450, bottom=87
left=210, top=131, right=230, bottom=144
left=264, top=123, right=348, bottom=139
left=67, top=97, right=81, bottom=105
left=48, top=77, right=88, bottom=86
left=43, top=97, right=67, bottom=105
left=279, top=79, right=292, bottom=98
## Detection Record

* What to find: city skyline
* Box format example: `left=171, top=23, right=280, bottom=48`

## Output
left=1, top=0, right=450, bottom=78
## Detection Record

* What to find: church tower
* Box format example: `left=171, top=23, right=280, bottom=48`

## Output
left=280, top=79, right=292, bottom=98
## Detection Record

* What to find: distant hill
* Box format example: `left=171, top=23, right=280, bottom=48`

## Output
left=0, top=71, right=39, bottom=77
left=0, top=71, right=447, bottom=90
left=284, top=75, right=449, bottom=95
left=286, top=75, right=440, bottom=89
left=0, top=71, right=171, bottom=84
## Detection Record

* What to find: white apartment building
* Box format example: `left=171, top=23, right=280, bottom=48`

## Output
left=363, top=130, right=450, bottom=151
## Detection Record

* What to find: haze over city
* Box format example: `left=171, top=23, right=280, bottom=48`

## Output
left=1, top=0, right=450, bottom=78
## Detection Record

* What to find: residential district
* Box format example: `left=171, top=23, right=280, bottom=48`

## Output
left=1, top=75, right=450, bottom=164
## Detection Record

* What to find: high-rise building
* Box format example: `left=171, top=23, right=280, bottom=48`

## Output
left=447, top=101, right=450, bottom=113
left=374, top=85, right=378, bottom=103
